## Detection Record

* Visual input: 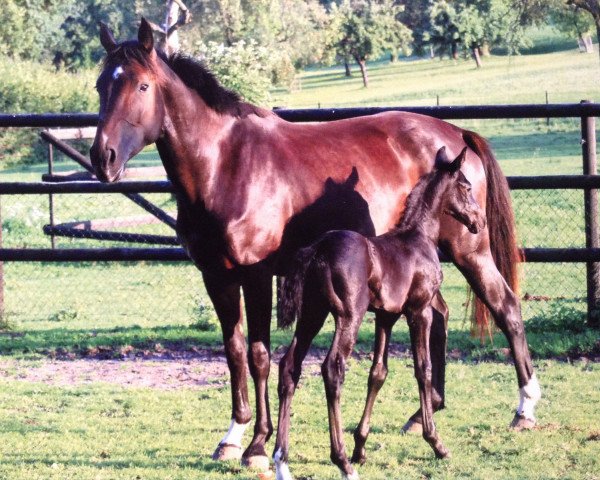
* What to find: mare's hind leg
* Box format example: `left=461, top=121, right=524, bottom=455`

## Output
left=240, top=265, right=274, bottom=469
left=273, top=296, right=329, bottom=480
left=402, top=292, right=449, bottom=434
left=203, top=271, right=250, bottom=462
left=455, top=249, right=541, bottom=430
left=351, top=311, right=399, bottom=465
left=407, top=307, right=449, bottom=459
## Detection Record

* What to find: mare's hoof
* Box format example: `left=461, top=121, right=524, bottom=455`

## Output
left=510, top=413, right=536, bottom=431
left=257, top=469, right=275, bottom=479
left=342, top=468, right=360, bottom=480
left=242, top=454, right=271, bottom=472
left=401, top=419, right=423, bottom=435
left=212, top=443, right=243, bottom=461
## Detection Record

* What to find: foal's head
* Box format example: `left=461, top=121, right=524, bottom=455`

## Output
left=89, top=18, right=166, bottom=182
left=435, top=146, right=486, bottom=234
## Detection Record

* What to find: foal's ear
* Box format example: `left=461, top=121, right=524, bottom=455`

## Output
left=99, top=22, right=117, bottom=53
left=138, top=17, right=155, bottom=53
left=435, top=146, right=450, bottom=167
left=449, top=147, right=468, bottom=173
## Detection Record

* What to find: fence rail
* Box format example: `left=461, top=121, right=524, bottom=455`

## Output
left=1, top=105, right=599, bottom=326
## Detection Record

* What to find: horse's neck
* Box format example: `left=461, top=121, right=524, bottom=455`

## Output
left=157, top=68, right=235, bottom=206
left=397, top=184, right=444, bottom=244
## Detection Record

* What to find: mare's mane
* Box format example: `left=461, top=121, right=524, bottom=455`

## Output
left=103, top=41, right=270, bottom=119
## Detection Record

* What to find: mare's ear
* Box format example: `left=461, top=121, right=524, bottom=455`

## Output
left=99, top=22, right=117, bottom=53
left=449, top=147, right=468, bottom=173
left=138, top=17, right=155, bottom=53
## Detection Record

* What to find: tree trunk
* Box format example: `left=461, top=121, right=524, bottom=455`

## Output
left=472, top=46, right=482, bottom=68
left=481, top=42, right=490, bottom=56
left=344, top=58, right=352, bottom=77
left=163, top=0, right=181, bottom=55
left=596, top=20, right=600, bottom=66
left=356, top=57, right=369, bottom=87
left=451, top=41, right=459, bottom=60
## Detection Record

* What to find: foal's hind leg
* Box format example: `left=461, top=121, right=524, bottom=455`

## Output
left=351, top=311, right=398, bottom=465
left=323, top=310, right=366, bottom=480
left=456, top=249, right=541, bottom=430
left=273, top=297, right=329, bottom=480
left=407, top=307, right=449, bottom=459
left=403, top=292, right=449, bottom=434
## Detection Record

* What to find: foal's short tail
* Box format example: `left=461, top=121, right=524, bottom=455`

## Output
left=463, top=130, right=521, bottom=340
left=278, top=246, right=318, bottom=329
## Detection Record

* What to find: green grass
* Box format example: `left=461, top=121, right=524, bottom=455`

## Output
left=0, top=359, right=598, bottom=479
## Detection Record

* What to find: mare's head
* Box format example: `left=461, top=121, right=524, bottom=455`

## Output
left=434, top=146, right=486, bottom=234
left=90, top=18, right=165, bottom=182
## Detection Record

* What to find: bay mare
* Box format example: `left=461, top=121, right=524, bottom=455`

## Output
left=89, top=18, right=541, bottom=471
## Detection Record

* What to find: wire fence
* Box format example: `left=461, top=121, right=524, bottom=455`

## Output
left=0, top=106, right=598, bottom=343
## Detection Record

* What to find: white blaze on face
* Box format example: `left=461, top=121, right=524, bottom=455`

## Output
left=517, top=373, right=542, bottom=421
left=219, top=419, right=249, bottom=447
left=112, top=65, right=124, bottom=80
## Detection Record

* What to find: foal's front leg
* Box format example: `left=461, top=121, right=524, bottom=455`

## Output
left=407, top=307, right=449, bottom=459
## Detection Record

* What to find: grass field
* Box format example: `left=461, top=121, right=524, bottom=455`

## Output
left=1, top=45, right=600, bottom=479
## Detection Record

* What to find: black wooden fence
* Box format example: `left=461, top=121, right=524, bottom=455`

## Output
left=1, top=103, right=599, bottom=327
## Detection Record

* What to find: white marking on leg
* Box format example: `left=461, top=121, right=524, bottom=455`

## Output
left=517, top=373, right=541, bottom=421
left=342, top=469, right=360, bottom=480
left=274, top=448, right=293, bottom=480
left=219, top=419, right=249, bottom=448
left=112, top=65, right=124, bottom=80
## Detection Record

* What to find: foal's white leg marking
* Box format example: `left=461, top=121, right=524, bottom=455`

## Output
left=516, top=373, right=542, bottom=421
left=219, top=419, right=249, bottom=447
left=112, top=65, right=124, bottom=80
left=274, top=448, right=293, bottom=480
left=342, top=470, right=360, bottom=480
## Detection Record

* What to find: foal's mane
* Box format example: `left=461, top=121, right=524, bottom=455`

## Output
left=395, top=169, right=447, bottom=233
left=104, top=41, right=270, bottom=119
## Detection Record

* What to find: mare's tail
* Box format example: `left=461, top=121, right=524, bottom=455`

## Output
left=278, top=245, right=319, bottom=329
left=463, top=130, right=521, bottom=340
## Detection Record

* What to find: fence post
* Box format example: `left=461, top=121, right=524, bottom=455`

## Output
left=581, top=100, right=600, bottom=328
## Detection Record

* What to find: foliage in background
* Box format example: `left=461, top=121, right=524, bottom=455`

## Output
left=0, top=56, right=97, bottom=167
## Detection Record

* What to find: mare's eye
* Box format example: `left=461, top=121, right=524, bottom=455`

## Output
left=140, top=83, right=149, bottom=92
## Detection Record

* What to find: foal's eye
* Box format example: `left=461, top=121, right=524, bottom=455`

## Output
left=140, top=83, right=149, bottom=92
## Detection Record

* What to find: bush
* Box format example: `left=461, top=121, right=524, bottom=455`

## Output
left=190, top=40, right=273, bottom=106
left=0, top=55, right=98, bottom=167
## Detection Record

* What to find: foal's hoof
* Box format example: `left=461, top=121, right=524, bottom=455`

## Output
left=212, top=443, right=243, bottom=461
left=401, top=419, right=423, bottom=435
left=510, top=413, right=536, bottom=432
left=242, top=454, right=271, bottom=472
left=435, top=447, right=451, bottom=459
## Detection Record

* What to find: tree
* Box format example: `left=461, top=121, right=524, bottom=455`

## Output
left=551, top=1, right=595, bottom=53
left=328, top=0, right=412, bottom=87
left=427, top=0, right=461, bottom=60
left=567, top=0, right=600, bottom=62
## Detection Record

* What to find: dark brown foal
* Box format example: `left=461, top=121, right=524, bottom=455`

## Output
left=274, top=147, right=486, bottom=480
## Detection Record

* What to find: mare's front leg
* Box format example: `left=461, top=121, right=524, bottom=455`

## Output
left=407, top=307, right=449, bottom=459
left=240, top=265, right=274, bottom=470
left=455, top=248, right=541, bottom=430
left=351, top=311, right=398, bottom=465
left=402, top=292, right=449, bottom=434
left=203, top=270, right=251, bottom=462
